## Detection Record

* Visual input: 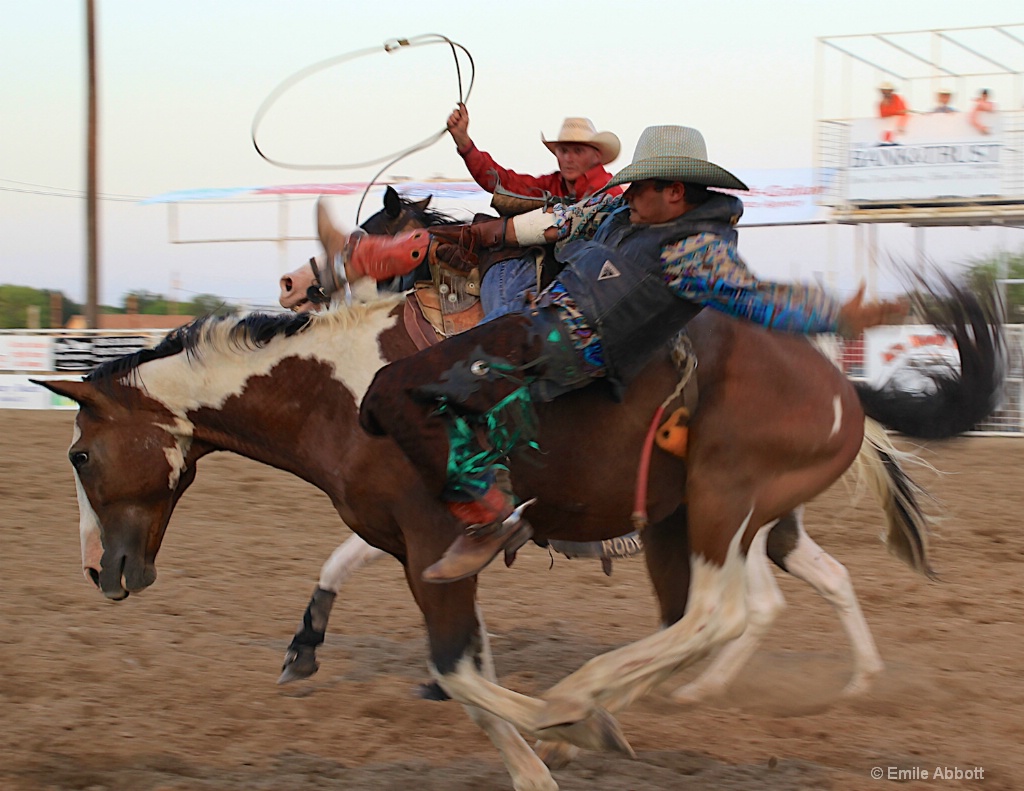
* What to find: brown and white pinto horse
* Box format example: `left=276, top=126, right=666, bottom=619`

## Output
left=37, top=263, right=1001, bottom=789
left=274, top=192, right=932, bottom=708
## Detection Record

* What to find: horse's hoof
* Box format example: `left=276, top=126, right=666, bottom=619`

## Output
left=532, top=696, right=593, bottom=731
left=277, top=646, right=320, bottom=685
left=534, top=740, right=580, bottom=770
left=534, top=701, right=635, bottom=759
left=415, top=681, right=451, bottom=701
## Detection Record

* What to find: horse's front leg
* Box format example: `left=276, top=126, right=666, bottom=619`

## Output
left=279, top=533, right=387, bottom=684
left=401, top=541, right=633, bottom=787
left=402, top=561, right=560, bottom=791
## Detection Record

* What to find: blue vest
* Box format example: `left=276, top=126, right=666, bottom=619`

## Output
left=552, top=193, right=743, bottom=385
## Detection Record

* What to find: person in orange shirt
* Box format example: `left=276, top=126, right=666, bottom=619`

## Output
left=878, top=82, right=908, bottom=140
left=969, top=89, right=996, bottom=135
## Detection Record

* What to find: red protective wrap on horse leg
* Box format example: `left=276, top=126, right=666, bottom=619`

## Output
left=347, top=229, right=431, bottom=281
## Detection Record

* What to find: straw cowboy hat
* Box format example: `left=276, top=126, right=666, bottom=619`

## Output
left=603, top=125, right=748, bottom=191
left=542, top=117, right=621, bottom=165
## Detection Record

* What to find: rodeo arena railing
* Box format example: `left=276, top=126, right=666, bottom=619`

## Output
left=2, top=325, right=1022, bottom=436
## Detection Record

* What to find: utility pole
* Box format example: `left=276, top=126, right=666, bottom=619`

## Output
left=85, top=0, right=99, bottom=329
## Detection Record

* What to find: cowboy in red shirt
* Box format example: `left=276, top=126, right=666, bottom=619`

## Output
left=447, top=104, right=622, bottom=201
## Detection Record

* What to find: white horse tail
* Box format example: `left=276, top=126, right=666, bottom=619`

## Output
left=852, top=418, right=935, bottom=578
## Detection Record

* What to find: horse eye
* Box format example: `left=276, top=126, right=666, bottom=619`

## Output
left=69, top=451, right=89, bottom=469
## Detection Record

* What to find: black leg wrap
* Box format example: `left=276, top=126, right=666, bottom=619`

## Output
left=279, top=587, right=337, bottom=684
left=416, top=681, right=452, bottom=702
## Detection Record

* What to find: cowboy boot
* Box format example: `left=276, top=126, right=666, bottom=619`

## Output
left=422, top=469, right=532, bottom=583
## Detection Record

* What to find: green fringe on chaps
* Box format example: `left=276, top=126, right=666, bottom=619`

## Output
left=437, top=386, right=540, bottom=500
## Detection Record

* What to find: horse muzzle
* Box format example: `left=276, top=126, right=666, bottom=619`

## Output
left=279, top=260, right=322, bottom=312
left=96, top=551, right=157, bottom=601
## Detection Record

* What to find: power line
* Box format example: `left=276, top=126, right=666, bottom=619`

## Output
left=0, top=178, right=144, bottom=203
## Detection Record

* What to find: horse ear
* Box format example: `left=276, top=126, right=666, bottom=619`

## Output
left=31, top=378, right=101, bottom=409
left=384, top=186, right=402, bottom=218
left=411, top=195, right=433, bottom=212
left=316, top=198, right=347, bottom=259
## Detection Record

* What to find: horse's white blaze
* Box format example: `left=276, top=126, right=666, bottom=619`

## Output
left=539, top=515, right=758, bottom=717
left=830, top=395, right=843, bottom=439
left=132, top=299, right=402, bottom=419
left=72, top=424, right=103, bottom=576
left=779, top=513, right=884, bottom=693
left=318, top=534, right=386, bottom=591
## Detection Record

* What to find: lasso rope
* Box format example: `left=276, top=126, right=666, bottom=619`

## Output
left=251, top=33, right=476, bottom=223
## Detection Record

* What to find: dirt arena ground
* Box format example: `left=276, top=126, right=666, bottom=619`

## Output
left=3, top=408, right=1022, bottom=791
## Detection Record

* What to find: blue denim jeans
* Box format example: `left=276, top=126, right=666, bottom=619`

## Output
left=480, top=256, right=538, bottom=322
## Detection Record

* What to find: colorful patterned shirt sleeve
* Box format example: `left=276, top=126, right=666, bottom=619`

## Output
left=550, top=193, right=625, bottom=246
left=661, top=233, right=843, bottom=333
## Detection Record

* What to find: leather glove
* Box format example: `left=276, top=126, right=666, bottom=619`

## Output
left=429, top=218, right=510, bottom=253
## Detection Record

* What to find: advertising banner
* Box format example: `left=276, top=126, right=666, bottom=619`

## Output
left=0, top=375, right=59, bottom=409
left=725, top=169, right=827, bottom=226
left=0, top=335, right=53, bottom=371
left=846, top=113, right=1002, bottom=202
left=52, top=335, right=155, bottom=372
left=863, top=324, right=959, bottom=393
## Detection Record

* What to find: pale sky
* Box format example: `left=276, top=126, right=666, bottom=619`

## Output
left=2, top=1, right=1022, bottom=308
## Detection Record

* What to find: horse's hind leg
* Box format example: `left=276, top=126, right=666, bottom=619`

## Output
left=535, top=505, right=693, bottom=770
left=767, top=506, right=884, bottom=697
left=670, top=515, right=785, bottom=706
left=279, top=533, right=387, bottom=684
left=533, top=495, right=764, bottom=733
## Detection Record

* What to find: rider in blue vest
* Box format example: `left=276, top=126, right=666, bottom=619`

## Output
left=344, top=125, right=907, bottom=582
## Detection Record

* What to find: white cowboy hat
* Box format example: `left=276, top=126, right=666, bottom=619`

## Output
left=541, top=117, right=621, bottom=165
left=602, top=125, right=748, bottom=191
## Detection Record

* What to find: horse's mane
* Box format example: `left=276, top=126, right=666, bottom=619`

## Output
left=413, top=203, right=462, bottom=227
left=86, top=292, right=404, bottom=386
left=362, top=193, right=463, bottom=233
left=396, top=195, right=462, bottom=227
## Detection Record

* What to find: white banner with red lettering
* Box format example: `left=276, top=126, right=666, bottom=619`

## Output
left=0, top=335, right=53, bottom=371
left=863, top=324, right=959, bottom=392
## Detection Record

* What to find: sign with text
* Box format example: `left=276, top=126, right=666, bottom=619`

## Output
left=846, top=113, right=1002, bottom=202
left=0, top=335, right=53, bottom=371
left=52, top=335, right=155, bottom=372
left=863, top=324, right=959, bottom=394
left=723, top=168, right=828, bottom=226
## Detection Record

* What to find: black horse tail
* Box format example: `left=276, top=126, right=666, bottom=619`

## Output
left=854, top=272, right=1005, bottom=440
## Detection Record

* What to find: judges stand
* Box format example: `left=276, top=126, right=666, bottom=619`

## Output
left=814, top=24, right=1024, bottom=433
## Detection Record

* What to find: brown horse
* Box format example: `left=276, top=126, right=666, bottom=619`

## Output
left=36, top=247, right=1002, bottom=790
left=277, top=193, right=893, bottom=710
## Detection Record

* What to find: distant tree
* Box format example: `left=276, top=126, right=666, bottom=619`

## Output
left=0, top=285, right=82, bottom=328
left=965, top=248, right=1024, bottom=323
left=122, top=290, right=166, bottom=314
left=189, top=293, right=237, bottom=317
left=119, top=290, right=238, bottom=318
